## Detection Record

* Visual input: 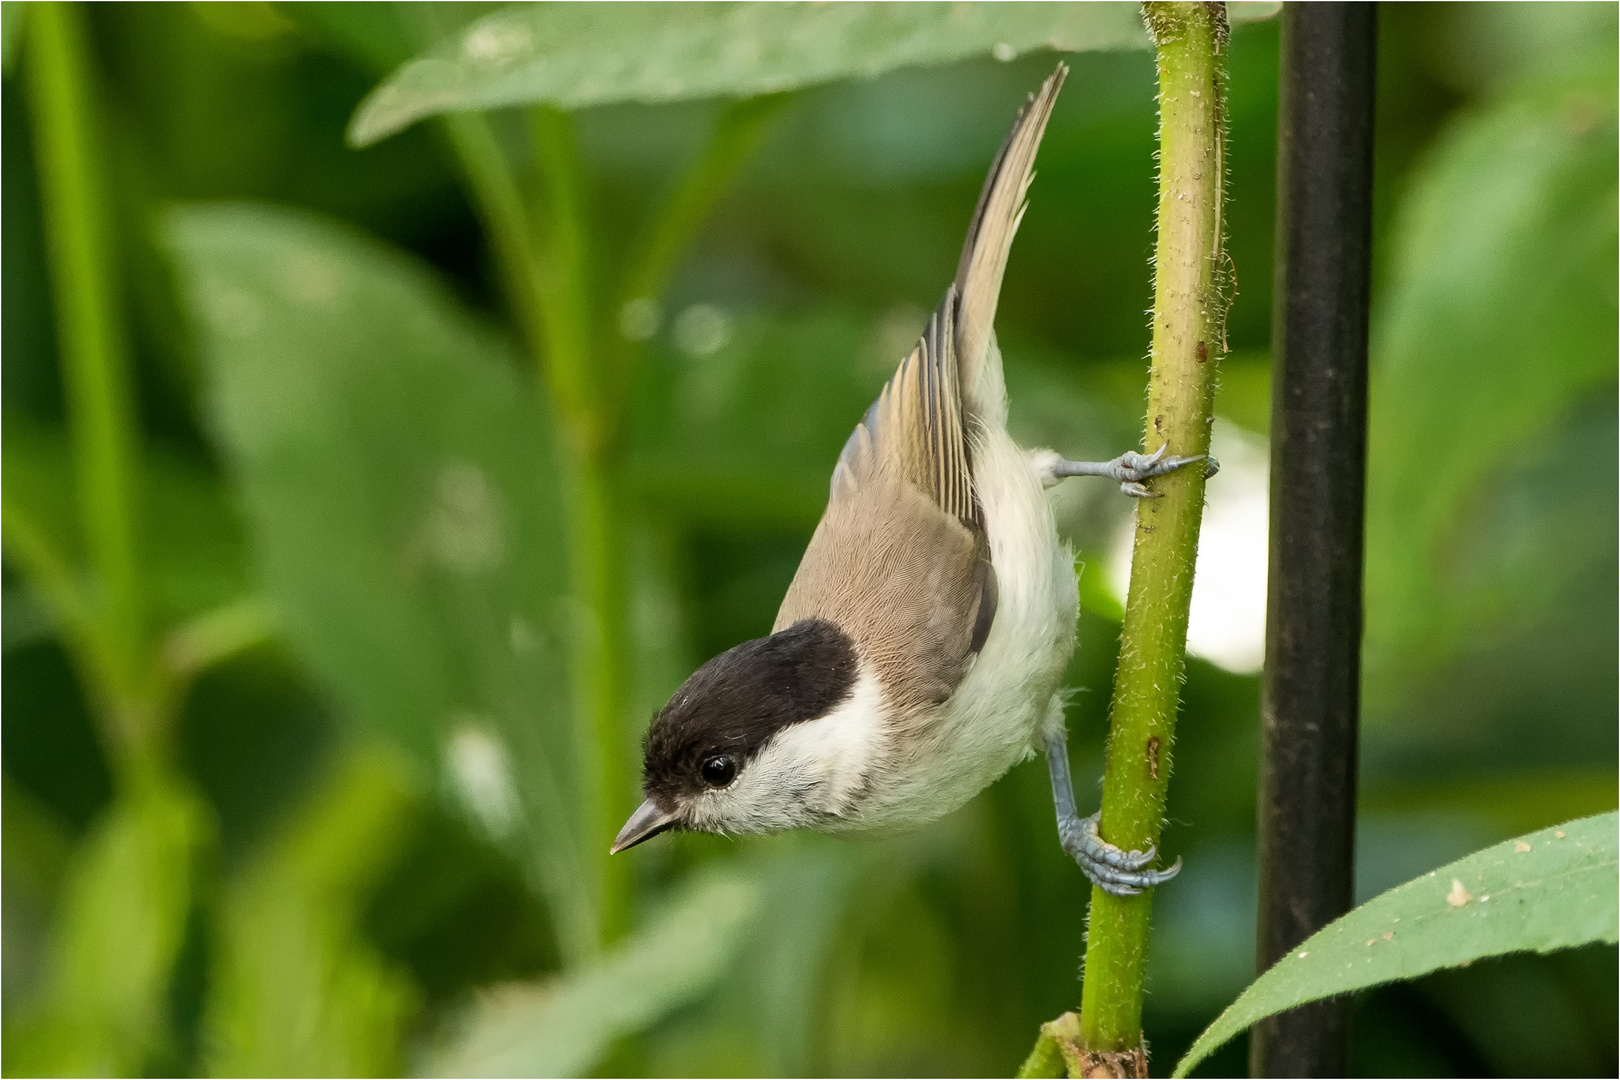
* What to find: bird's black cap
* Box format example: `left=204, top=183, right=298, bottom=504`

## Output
left=642, top=618, right=858, bottom=804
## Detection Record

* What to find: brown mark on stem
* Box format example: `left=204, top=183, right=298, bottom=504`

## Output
left=1146, top=736, right=1161, bottom=781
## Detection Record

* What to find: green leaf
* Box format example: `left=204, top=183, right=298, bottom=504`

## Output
left=4, top=773, right=209, bottom=1076
left=165, top=203, right=596, bottom=962
left=349, top=2, right=1152, bottom=146
left=425, top=867, right=763, bottom=1078
left=1364, top=79, right=1618, bottom=685
left=1172, top=813, right=1620, bottom=1078
left=201, top=748, right=419, bottom=1078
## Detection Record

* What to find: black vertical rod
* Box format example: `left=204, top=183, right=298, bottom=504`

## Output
left=1253, top=4, right=1376, bottom=1077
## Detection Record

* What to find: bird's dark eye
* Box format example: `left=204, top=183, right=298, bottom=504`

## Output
left=700, top=755, right=737, bottom=789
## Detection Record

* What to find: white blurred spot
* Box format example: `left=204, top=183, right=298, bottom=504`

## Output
left=422, top=462, right=506, bottom=573
left=446, top=720, right=519, bottom=837
left=673, top=303, right=732, bottom=357
left=993, top=42, right=1017, bottom=62
left=462, top=21, right=532, bottom=66
left=618, top=297, right=661, bottom=342
left=1108, top=420, right=1270, bottom=673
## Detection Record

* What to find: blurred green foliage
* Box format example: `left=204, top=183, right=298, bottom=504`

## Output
left=2, top=3, right=1615, bottom=1077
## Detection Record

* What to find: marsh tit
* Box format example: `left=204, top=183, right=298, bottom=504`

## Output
left=614, top=65, right=1202, bottom=895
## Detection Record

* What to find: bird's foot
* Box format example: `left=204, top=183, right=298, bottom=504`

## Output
left=1060, top=811, right=1182, bottom=896
left=1049, top=445, right=1216, bottom=498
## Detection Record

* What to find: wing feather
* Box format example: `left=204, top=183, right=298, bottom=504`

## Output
left=836, top=288, right=978, bottom=528
left=954, top=65, right=1066, bottom=416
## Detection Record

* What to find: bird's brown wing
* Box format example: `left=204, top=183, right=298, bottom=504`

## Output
left=954, top=64, right=1066, bottom=419
left=775, top=297, right=995, bottom=717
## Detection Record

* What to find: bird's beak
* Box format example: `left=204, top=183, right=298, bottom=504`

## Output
left=610, top=798, right=680, bottom=854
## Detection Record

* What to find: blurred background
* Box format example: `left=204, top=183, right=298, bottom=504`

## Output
left=2, top=2, right=1615, bottom=1076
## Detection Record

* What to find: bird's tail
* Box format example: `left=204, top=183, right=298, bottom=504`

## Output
left=953, top=64, right=1067, bottom=422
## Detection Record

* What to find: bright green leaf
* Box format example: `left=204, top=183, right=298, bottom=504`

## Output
left=1173, top=812, right=1620, bottom=1078
left=349, top=2, right=1152, bottom=146
left=166, top=203, right=596, bottom=963
left=202, top=748, right=419, bottom=1078
left=4, top=773, right=209, bottom=1076
left=425, top=867, right=763, bottom=1078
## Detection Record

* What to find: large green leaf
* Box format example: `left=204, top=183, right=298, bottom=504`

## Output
left=1363, top=78, right=1618, bottom=688
left=165, top=203, right=596, bottom=962
left=1173, top=813, right=1620, bottom=1078
left=201, top=748, right=419, bottom=1078
left=349, top=2, right=1154, bottom=145
left=425, top=866, right=763, bottom=1077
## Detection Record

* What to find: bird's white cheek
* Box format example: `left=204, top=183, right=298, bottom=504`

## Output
left=770, top=670, right=889, bottom=813
left=687, top=669, right=890, bottom=832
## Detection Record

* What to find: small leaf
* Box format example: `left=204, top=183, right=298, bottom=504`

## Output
left=350, top=2, right=1151, bottom=145
left=425, top=867, right=763, bottom=1078
left=1173, top=812, right=1620, bottom=1078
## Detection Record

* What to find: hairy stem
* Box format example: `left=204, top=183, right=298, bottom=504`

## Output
left=1077, top=0, right=1228, bottom=1059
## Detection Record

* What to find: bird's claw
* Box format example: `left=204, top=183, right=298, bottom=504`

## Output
left=1060, top=811, right=1182, bottom=896
left=1112, top=446, right=1207, bottom=498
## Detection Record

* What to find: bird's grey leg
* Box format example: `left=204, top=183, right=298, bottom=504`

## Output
left=1050, top=444, right=1219, bottom=498
left=1046, top=728, right=1181, bottom=896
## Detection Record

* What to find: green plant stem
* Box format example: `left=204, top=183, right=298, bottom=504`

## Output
left=26, top=0, right=156, bottom=758
left=530, top=106, right=599, bottom=441
left=1018, top=1012, right=1080, bottom=1078
left=527, top=105, right=640, bottom=949
left=603, top=93, right=790, bottom=430
left=439, top=114, right=545, bottom=347
left=1077, top=1, right=1227, bottom=1057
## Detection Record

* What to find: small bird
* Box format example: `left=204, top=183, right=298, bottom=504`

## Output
left=613, top=65, right=1200, bottom=895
